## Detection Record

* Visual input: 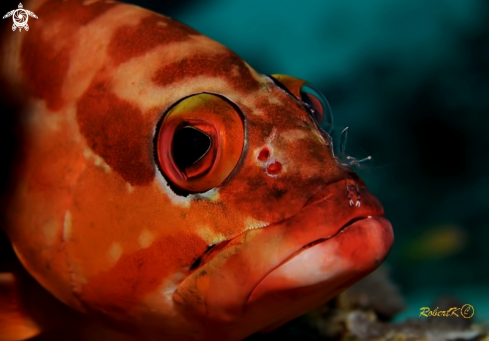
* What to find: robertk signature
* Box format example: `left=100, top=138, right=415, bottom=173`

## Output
left=419, top=304, right=475, bottom=318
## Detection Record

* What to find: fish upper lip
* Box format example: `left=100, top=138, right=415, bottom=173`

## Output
left=295, top=215, right=372, bottom=251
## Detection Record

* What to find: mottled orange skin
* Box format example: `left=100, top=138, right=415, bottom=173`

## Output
left=0, top=1, right=393, bottom=340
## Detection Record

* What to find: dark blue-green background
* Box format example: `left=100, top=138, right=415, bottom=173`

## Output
left=127, top=0, right=489, bottom=322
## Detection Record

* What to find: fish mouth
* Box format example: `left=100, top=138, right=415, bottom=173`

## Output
left=247, top=215, right=391, bottom=332
left=274, top=215, right=371, bottom=265
left=251, top=215, right=375, bottom=288
left=189, top=237, right=234, bottom=271
left=173, top=179, right=393, bottom=338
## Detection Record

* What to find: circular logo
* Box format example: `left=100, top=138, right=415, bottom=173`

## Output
left=461, top=304, right=475, bottom=318
left=13, top=9, right=28, bottom=27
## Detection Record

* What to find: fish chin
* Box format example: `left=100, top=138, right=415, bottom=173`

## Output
left=173, top=180, right=393, bottom=340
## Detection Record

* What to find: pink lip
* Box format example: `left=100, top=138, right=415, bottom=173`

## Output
left=247, top=216, right=393, bottom=331
left=248, top=216, right=392, bottom=300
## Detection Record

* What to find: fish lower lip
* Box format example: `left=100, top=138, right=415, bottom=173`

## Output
left=246, top=215, right=379, bottom=302
left=247, top=216, right=393, bottom=331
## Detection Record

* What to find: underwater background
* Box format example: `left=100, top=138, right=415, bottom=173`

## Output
left=126, top=0, right=489, bottom=326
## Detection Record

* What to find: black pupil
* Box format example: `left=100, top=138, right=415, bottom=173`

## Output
left=172, top=127, right=211, bottom=169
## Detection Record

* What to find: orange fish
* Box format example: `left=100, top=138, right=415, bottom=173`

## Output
left=0, top=0, right=393, bottom=340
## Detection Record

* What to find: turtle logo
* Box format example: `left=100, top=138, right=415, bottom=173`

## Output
left=3, top=3, right=38, bottom=32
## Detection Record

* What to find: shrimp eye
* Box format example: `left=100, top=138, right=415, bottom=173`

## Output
left=156, top=93, right=244, bottom=194
left=300, top=83, right=333, bottom=134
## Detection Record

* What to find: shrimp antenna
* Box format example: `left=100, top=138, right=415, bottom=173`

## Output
left=336, top=126, right=372, bottom=167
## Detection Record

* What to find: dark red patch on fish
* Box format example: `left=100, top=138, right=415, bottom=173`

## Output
left=77, top=79, right=155, bottom=186
left=20, top=0, right=118, bottom=111
left=267, top=161, right=282, bottom=175
left=153, top=52, right=261, bottom=93
left=109, top=14, right=200, bottom=66
left=81, top=233, right=207, bottom=316
left=257, top=148, right=270, bottom=162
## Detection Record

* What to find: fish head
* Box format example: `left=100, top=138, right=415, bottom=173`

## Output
left=68, top=64, right=393, bottom=338
left=152, top=73, right=394, bottom=339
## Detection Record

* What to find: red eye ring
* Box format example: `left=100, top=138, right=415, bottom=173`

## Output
left=155, top=93, right=245, bottom=194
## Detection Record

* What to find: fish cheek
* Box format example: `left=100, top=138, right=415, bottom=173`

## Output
left=79, top=233, right=207, bottom=318
left=66, top=165, right=208, bottom=316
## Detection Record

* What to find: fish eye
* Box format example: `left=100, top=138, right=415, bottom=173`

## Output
left=155, top=93, right=244, bottom=194
left=299, top=83, right=333, bottom=134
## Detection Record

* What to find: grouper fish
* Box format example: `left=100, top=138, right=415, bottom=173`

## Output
left=0, top=0, right=394, bottom=340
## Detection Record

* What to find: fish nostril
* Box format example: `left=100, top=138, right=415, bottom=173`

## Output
left=257, top=147, right=270, bottom=162
left=267, top=161, right=282, bottom=175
